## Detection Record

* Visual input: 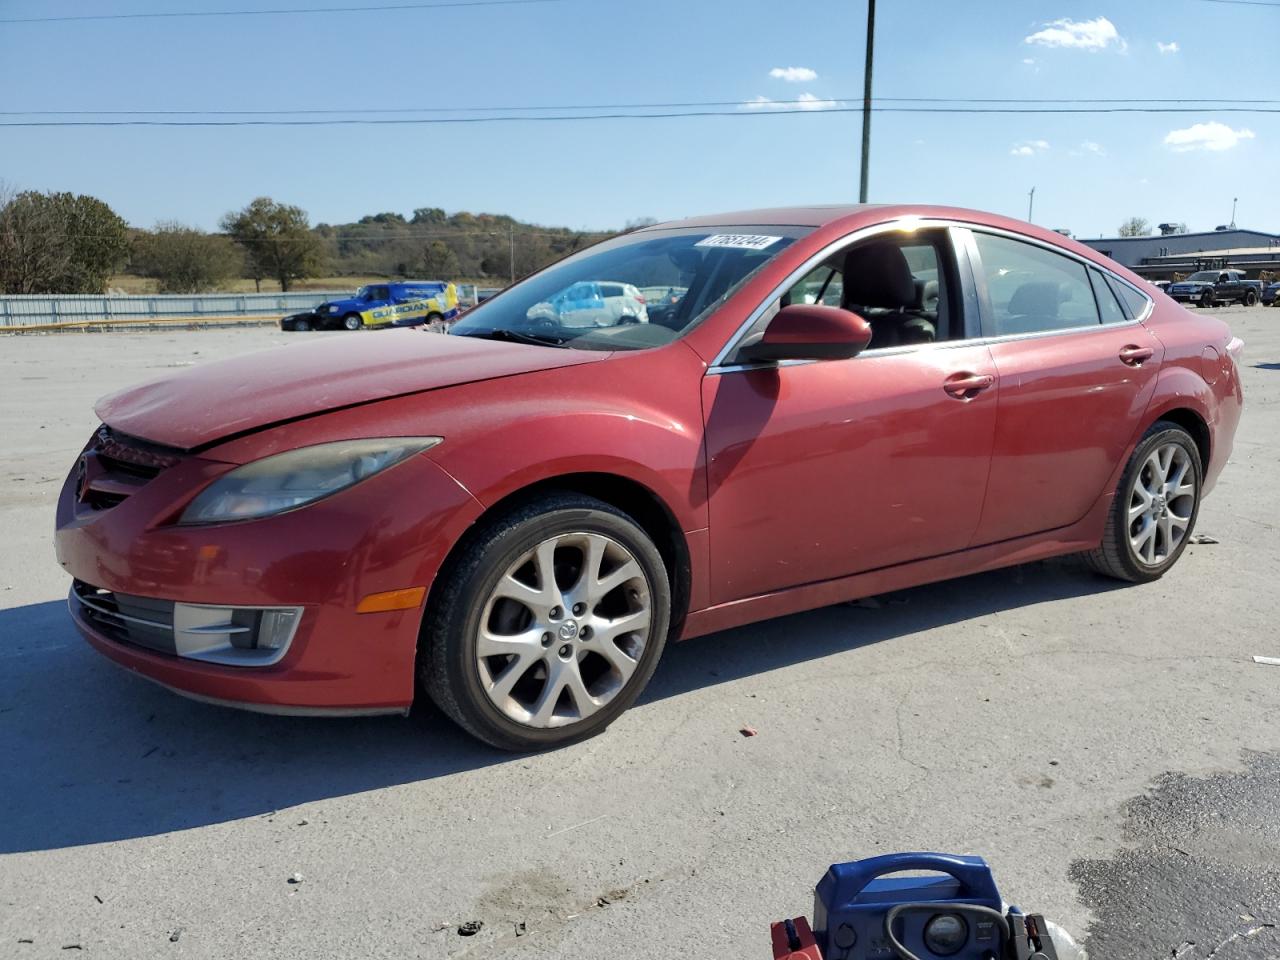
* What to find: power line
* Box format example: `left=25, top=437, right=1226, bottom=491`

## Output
left=0, top=0, right=559, bottom=24
left=5, top=97, right=1276, bottom=117
left=1193, top=0, right=1280, bottom=6
left=3, top=104, right=1279, bottom=128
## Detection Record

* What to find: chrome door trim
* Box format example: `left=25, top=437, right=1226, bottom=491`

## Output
left=706, top=217, right=1151, bottom=377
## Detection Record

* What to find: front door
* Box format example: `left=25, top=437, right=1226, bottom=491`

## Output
left=701, top=227, right=998, bottom=605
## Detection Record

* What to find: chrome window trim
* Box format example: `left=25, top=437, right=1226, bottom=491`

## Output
left=705, top=217, right=1150, bottom=377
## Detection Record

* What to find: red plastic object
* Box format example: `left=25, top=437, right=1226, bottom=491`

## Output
left=770, top=916, right=824, bottom=960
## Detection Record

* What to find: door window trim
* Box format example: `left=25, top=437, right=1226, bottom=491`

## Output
left=708, top=219, right=1151, bottom=375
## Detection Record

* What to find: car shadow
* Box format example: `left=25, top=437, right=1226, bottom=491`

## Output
left=1, top=559, right=1119, bottom=854
left=642, top=557, right=1123, bottom=703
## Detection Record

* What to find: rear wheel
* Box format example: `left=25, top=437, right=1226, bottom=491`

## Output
left=342, top=313, right=363, bottom=331
left=420, top=493, right=671, bottom=751
left=1085, top=421, right=1202, bottom=583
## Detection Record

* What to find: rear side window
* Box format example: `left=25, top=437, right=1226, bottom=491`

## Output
left=1088, top=268, right=1127, bottom=324
left=599, top=284, right=625, bottom=298
left=973, top=233, right=1099, bottom=336
left=1105, top=275, right=1152, bottom=320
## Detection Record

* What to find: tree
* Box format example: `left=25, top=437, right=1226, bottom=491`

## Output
left=624, top=216, right=659, bottom=231
left=1117, top=216, right=1152, bottom=238
left=420, top=240, right=460, bottom=279
left=133, top=221, right=243, bottom=293
left=220, top=197, right=322, bottom=292
left=0, top=187, right=130, bottom=294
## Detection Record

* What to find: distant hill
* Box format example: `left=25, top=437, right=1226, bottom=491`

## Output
left=314, top=208, right=617, bottom=283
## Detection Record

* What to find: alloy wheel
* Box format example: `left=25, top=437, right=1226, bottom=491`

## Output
left=475, top=532, right=651, bottom=728
left=1127, top=442, right=1196, bottom=567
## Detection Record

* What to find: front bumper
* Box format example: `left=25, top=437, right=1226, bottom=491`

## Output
left=55, top=443, right=482, bottom=713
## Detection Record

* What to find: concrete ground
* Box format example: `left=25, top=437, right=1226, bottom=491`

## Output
left=1, top=308, right=1277, bottom=959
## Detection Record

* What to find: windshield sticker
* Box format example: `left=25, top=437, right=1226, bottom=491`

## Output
left=695, top=234, right=783, bottom=251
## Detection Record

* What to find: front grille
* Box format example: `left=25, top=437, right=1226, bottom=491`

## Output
left=72, top=580, right=177, bottom=655
left=78, top=427, right=185, bottom=512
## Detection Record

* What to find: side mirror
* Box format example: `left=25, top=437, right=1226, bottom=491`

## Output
left=737, top=304, right=874, bottom=364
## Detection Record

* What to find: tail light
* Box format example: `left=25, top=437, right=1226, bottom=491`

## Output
left=636, top=295, right=646, bottom=304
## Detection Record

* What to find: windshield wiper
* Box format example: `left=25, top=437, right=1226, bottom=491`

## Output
left=451, top=327, right=568, bottom=348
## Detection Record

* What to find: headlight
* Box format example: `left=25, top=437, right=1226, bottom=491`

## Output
left=327, top=305, right=339, bottom=313
left=179, top=437, right=441, bottom=524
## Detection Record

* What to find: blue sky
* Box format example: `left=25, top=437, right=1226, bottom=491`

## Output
left=1, top=0, right=1275, bottom=237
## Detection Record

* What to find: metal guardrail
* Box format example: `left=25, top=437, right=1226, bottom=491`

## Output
left=0, top=285, right=500, bottom=328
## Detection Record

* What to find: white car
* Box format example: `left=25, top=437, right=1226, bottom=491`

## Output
left=527, top=280, right=649, bottom=328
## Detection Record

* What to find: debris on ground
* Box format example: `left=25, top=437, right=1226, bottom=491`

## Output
left=60, top=946, right=82, bottom=952
left=93, top=895, right=102, bottom=904
left=287, top=873, right=304, bottom=884
left=1190, top=534, right=1220, bottom=544
left=457, top=921, right=483, bottom=937
left=1252, top=656, right=1280, bottom=666
left=168, top=929, right=182, bottom=943
left=18, top=939, right=33, bottom=944
left=514, top=921, right=527, bottom=937
left=739, top=726, right=758, bottom=738
left=296, top=818, right=309, bottom=826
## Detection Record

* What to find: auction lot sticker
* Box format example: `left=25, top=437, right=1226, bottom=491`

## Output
left=695, top=234, right=783, bottom=251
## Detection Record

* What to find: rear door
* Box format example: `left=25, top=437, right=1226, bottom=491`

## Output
left=964, top=229, right=1162, bottom=545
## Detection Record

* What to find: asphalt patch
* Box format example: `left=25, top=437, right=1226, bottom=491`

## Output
left=1071, top=752, right=1280, bottom=959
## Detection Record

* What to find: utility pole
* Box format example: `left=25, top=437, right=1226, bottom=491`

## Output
left=1027, top=186, right=1036, bottom=223
left=509, top=224, right=515, bottom=285
left=858, top=0, right=876, bottom=203
left=1230, top=197, right=1238, bottom=228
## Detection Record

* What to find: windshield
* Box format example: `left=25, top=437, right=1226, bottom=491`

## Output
left=1186, top=271, right=1222, bottom=282
left=449, top=225, right=811, bottom=350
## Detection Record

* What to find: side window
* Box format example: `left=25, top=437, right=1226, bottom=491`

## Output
left=370, top=285, right=390, bottom=301
left=1105, top=275, right=1152, bottom=320
left=776, top=229, right=956, bottom=349
left=782, top=262, right=843, bottom=307
left=1088, top=268, right=1127, bottom=324
left=599, top=284, right=624, bottom=298
left=973, top=233, right=1099, bottom=336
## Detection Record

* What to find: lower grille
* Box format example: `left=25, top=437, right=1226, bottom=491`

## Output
left=72, top=580, right=176, bottom=655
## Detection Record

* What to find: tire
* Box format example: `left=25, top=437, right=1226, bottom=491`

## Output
left=294, top=318, right=311, bottom=332
left=1244, top=290, right=1258, bottom=306
left=617, top=315, right=639, bottom=325
left=1084, top=421, right=1203, bottom=583
left=1197, top=291, right=1213, bottom=308
left=342, top=313, right=363, bottom=331
left=420, top=492, right=671, bottom=751
left=426, top=312, right=443, bottom=324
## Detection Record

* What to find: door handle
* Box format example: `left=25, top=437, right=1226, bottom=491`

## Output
left=1118, top=344, right=1154, bottom=366
left=942, top=372, right=995, bottom=399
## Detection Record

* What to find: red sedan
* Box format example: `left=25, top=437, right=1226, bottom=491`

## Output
left=55, top=205, right=1244, bottom=750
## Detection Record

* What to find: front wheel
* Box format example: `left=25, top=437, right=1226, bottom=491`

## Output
left=294, top=317, right=311, bottom=331
left=420, top=493, right=671, bottom=751
left=1084, top=421, right=1202, bottom=583
left=1198, top=291, right=1214, bottom=308
left=342, top=313, right=363, bottom=331
left=1244, top=290, right=1258, bottom=306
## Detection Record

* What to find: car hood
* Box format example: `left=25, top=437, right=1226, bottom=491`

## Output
left=96, top=330, right=608, bottom=450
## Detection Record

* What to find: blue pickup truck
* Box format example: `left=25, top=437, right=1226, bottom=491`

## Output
left=282, top=281, right=460, bottom=331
